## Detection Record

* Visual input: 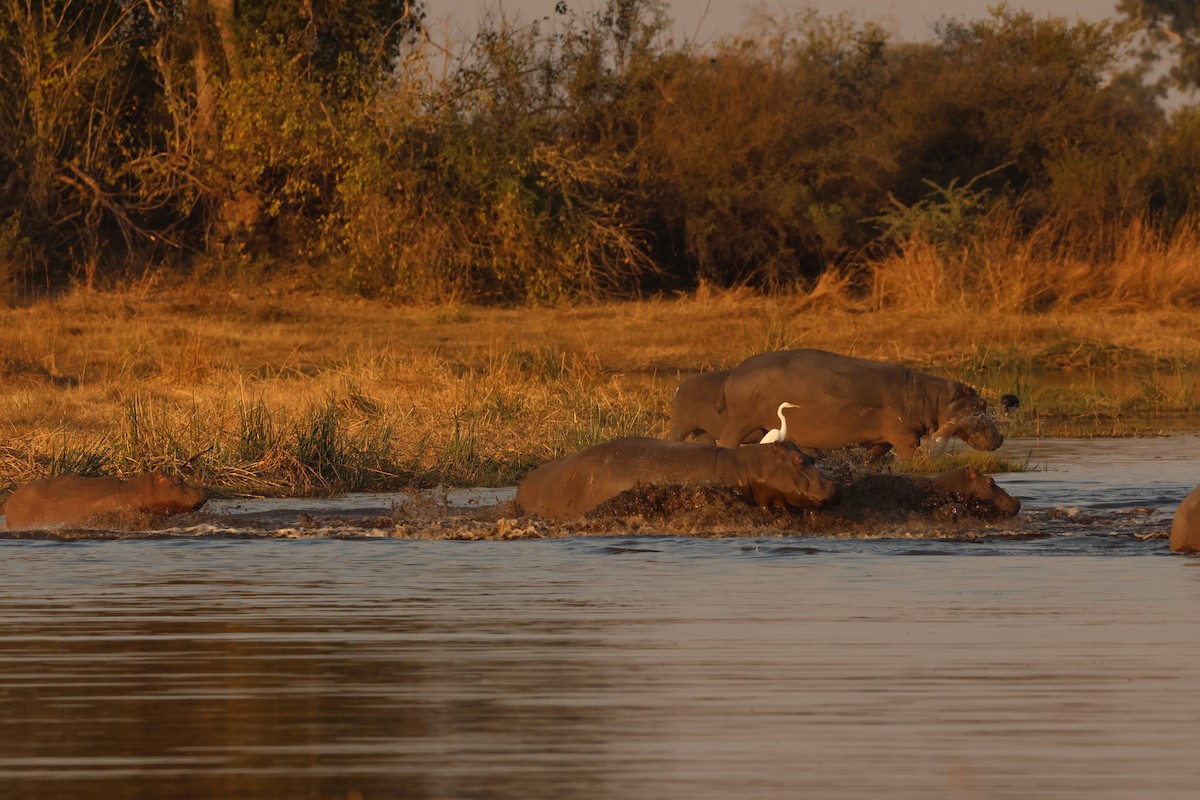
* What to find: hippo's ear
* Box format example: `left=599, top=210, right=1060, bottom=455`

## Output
left=789, top=450, right=814, bottom=467
left=964, top=466, right=979, bottom=478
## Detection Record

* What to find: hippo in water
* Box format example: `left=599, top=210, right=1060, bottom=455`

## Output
left=715, top=349, right=1004, bottom=457
left=832, top=464, right=1020, bottom=521
left=1170, top=484, right=1200, bottom=553
left=2, top=472, right=208, bottom=530
left=915, top=466, right=1021, bottom=516
left=515, top=437, right=839, bottom=521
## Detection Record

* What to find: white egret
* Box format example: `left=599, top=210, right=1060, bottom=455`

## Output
left=759, top=402, right=801, bottom=444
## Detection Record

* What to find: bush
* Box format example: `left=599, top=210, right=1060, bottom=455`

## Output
left=314, top=3, right=660, bottom=302
left=636, top=11, right=892, bottom=287
left=877, top=11, right=1160, bottom=238
left=2, top=1, right=1198, bottom=305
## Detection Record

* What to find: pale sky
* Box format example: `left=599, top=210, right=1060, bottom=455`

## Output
left=426, top=0, right=1127, bottom=46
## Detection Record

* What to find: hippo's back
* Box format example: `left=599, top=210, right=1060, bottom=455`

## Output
left=516, top=438, right=723, bottom=520
left=717, top=349, right=917, bottom=449
left=729, top=349, right=904, bottom=393
left=3, top=475, right=125, bottom=529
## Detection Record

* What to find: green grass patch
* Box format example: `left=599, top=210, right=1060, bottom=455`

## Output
left=895, top=448, right=1032, bottom=475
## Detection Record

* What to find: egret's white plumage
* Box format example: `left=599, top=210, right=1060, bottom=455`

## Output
left=759, top=402, right=801, bottom=444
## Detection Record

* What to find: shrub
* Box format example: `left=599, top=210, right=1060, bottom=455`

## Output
left=637, top=11, right=892, bottom=287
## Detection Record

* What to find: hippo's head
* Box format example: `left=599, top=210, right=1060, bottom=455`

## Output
left=746, top=442, right=840, bottom=510
left=934, top=386, right=1004, bottom=452
left=130, top=471, right=208, bottom=515
left=931, top=466, right=1020, bottom=516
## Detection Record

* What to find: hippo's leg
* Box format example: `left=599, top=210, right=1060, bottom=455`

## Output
left=717, top=420, right=763, bottom=449
left=889, top=436, right=922, bottom=459
left=666, top=419, right=691, bottom=441
left=864, top=443, right=894, bottom=460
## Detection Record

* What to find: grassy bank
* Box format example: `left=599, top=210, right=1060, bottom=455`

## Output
left=2, top=286, right=1199, bottom=497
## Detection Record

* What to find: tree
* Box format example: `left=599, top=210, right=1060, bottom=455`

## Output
left=235, top=0, right=424, bottom=91
left=1119, top=0, right=1200, bottom=93
left=0, top=0, right=174, bottom=289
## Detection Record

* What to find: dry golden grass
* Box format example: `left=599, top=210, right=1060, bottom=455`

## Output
left=2, top=274, right=1200, bottom=496
left=870, top=220, right=1200, bottom=313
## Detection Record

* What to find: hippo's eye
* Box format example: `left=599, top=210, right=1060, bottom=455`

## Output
left=986, top=478, right=994, bottom=486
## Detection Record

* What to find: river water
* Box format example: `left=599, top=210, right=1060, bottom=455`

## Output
left=2, top=437, right=1200, bottom=799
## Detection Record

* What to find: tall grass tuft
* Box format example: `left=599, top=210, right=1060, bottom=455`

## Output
left=288, top=399, right=397, bottom=494
left=869, top=216, right=1200, bottom=313
left=119, top=396, right=212, bottom=475
left=0, top=434, right=114, bottom=494
left=1108, top=220, right=1200, bottom=309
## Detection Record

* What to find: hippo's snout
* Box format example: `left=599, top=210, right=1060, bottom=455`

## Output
left=994, top=492, right=1021, bottom=515
left=809, top=473, right=840, bottom=507
left=967, top=426, right=1005, bottom=452
left=946, top=412, right=1005, bottom=452
left=779, top=470, right=839, bottom=510
left=746, top=442, right=841, bottom=511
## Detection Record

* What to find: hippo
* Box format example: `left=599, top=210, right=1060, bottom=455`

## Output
left=715, top=348, right=1004, bottom=457
left=668, top=370, right=768, bottom=444
left=668, top=370, right=732, bottom=443
left=2, top=472, right=208, bottom=530
left=917, top=466, right=1021, bottom=516
left=515, top=437, right=839, bottom=521
left=1170, top=484, right=1200, bottom=553
left=831, top=465, right=1020, bottom=522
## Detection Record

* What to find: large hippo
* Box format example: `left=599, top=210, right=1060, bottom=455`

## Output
left=515, top=437, right=839, bottom=521
left=715, top=348, right=1004, bottom=457
left=1170, top=484, right=1200, bottom=553
left=2, top=472, right=208, bottom=530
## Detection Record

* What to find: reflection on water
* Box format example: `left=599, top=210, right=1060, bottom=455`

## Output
left=2, top=437, right=1200, bottom=799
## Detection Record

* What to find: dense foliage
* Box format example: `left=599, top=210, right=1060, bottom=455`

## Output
left=0, top=0, right=1197, bottom=303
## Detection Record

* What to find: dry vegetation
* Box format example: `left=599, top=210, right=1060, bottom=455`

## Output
left=7, top=2, right=1200, bottom=307
left=2, top=276, right=1200, bottom=498
left=5, top=2, right=1200, bottom=503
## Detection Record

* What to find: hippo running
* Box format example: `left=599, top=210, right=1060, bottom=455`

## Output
left=668, top=370, right=732, bottom=443
left=832, top=464, right=1020, bottom=521
left=915, top=466, right=1021, bottom=516
left=515, top=437, right=839, bottom=521
left=668, top=369, right=775, bottom=444
left=715, top=348, right=1004, bottom=457
left=1170, top=484, right=1200, bottom=553
left=3, top=472, right=208, bottom=530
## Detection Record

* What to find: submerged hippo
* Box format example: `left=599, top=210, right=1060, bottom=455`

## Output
left=1170, top=484, right=1200, bottom=553
left=916, top=466, right=1021, bottom=516
left=2, top=472, right=208, bottom=530
left=515, top=437, right=839, bottom=521
left=831, top=465, right=1020, bottom=522
left=715, top=348, right=1004, bottom=457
